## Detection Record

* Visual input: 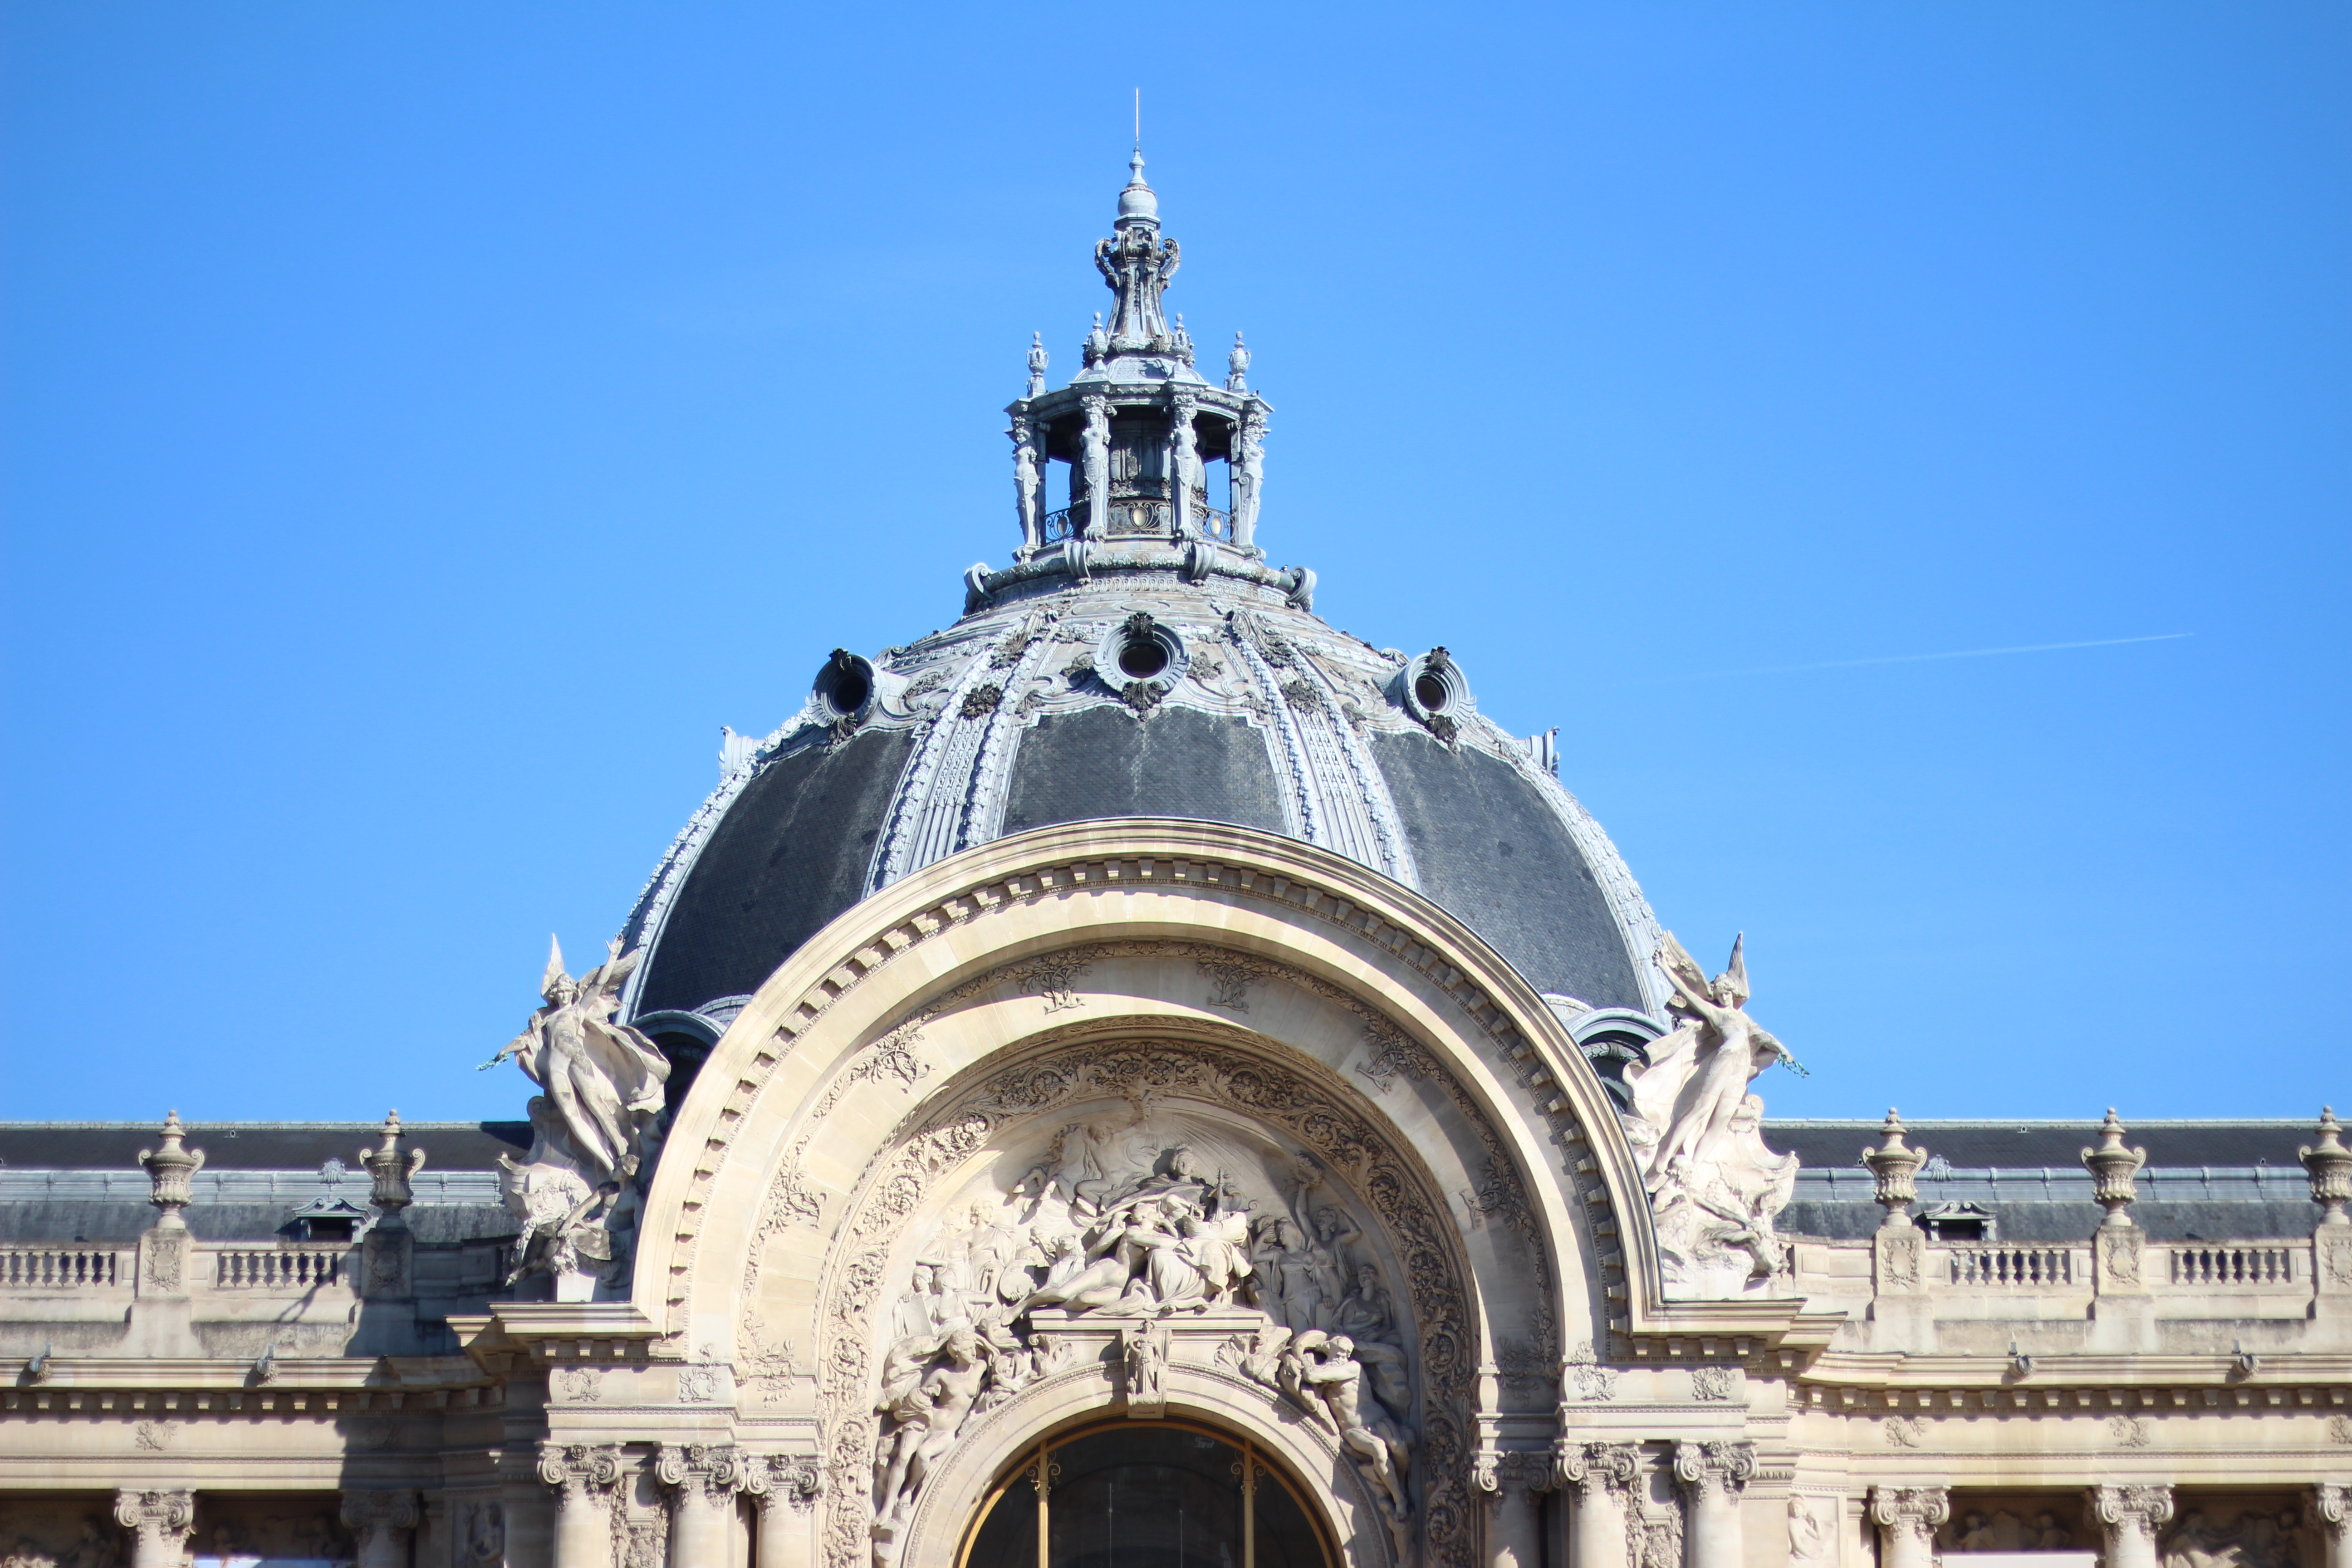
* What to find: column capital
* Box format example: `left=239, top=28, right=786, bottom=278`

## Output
left=760, top=1454, right=824, bottom=1514
left=1473, top=1450, right=1553, bottom=1505
left=658, top=1442, right=769, bottom=1505
left=1867, top=1486, right=1950, bottom=1540
left=340, top=1491, right=421, bottom=1533
left=537, top=1441, right=624, bottom=1504
left=1671, top=1441, right=1757, bottom=1503
left=1554, top=1439, right=1642, bottom=1498
left=113, top=1491, right=195, bottom=1551
left=2089, top=1484, right=2175, bottom=1545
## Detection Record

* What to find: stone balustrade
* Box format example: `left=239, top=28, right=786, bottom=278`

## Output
left=1943, top=1243, right=2082, bottom=1288
left=0, top=1247, right=123, bottom=1290
left=2167, top=1240, right=2303, bottom=1288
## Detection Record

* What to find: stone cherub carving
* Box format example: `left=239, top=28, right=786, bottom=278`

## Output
left=1624, top=934, right=1801, bottom=1299
left=482, top=936, right=670, bottom=1294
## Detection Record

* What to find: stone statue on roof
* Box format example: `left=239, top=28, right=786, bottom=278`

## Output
left=1625, top=932, right=1801, bottom=1298
left=482, top=936, right=671, bottom=1296
left=485, top=936, right=669, bottom=1184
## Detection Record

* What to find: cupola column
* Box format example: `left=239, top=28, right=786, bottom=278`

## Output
left=2314, top=1484, right=2352, bottom=1568
left=1078, top=394, right=1111, bottom=539
left=1169, top=387, right=1201, bottom=537
left=755, top=1458, right=821, bottom=1568
left=1232, top=402, right=1265, bottom=550
left=1009, top=412, right=1042, bottom=553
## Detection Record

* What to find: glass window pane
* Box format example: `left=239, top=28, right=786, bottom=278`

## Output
left=965, top=1473, right=1039, bottom=1568
left=1047, top=1427, right=1242, bottom=1568
left=1253, top=1473, right=1325, bottom=1568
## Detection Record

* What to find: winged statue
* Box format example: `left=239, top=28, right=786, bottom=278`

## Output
left=1623, top=932, right=1803, bottom=1297
left=484, top=936, right=670, bottom=1184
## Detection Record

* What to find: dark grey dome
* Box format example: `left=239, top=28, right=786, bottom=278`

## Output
left=621, top=574, right=1666, bottom=1026
left=618, top=157, right=1666, bottom=1032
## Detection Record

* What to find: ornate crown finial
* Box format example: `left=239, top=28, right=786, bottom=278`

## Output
left=1096, top=154, right=1180, bottom=358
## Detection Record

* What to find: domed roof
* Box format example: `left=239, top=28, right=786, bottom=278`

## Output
left=621, top=575, right=1666, bottom=1024
left=616, top=161, right=1669, bottom=1030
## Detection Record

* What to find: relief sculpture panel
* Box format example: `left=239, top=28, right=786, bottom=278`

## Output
left=776, top=1025, right=1490, bottom=1568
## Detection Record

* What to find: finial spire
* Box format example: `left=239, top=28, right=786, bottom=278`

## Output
left=1097, top=151, right=1177, bottom=357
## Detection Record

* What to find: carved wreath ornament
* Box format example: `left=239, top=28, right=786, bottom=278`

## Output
left=799, top=1029, right=1487, bottom=1568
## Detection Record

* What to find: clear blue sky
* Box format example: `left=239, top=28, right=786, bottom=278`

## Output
left=3, top=4, right=2344, bottom=1127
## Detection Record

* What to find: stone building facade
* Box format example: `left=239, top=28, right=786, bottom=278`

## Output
left=2, top=156, right=2348, bottom=1568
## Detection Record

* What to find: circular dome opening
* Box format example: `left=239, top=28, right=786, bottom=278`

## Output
left=1413, top=672, right=1450, bottom=712
left=1098, top=612, right=1184, bottom=693
left=814, top=649, right=876, bottom=721
left=1118, top=639, right=1170, bottom=680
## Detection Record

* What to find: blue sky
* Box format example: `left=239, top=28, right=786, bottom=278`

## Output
left=3, top=4, right=2344, bottom=1126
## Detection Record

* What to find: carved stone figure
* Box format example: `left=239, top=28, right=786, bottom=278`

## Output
left=2161, top=1507, right=2304, bottom=1568
left=1788, top=1496, right=1832, bottom=1565
left=1624, top=933, right=1800, bottom=1298
left=1231, top=411, right=1265, bottom=550
left=1078, top=397, right=1112, bottom=539
left=1122, top=1321, right=1169, bottom=1414
left=872, top=1327, right=988, bottom=1533
left=484, top=936, right=669, bottom=1293
left=486, top=936, right=668, bottom=1185
left=1009, top=415, right=1042, bottom=553
left=1301, top=1333, right=1413, bottom=1520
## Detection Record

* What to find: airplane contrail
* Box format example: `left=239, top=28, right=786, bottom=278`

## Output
left=1622, top=632, right=2192, bottom=686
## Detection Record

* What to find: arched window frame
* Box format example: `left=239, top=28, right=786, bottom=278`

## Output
left=955, top=1417, right=1339, bottom=1568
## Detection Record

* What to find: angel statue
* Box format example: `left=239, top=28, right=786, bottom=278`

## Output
left=1637, top=933, right=1801, bottom=1193
left=483, top=936, right=670, bottom=1185
left=1624, top=932, right=1803, bottom=1298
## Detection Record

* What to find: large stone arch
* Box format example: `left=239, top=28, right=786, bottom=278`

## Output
left=630, top=821, right=1667, bottom=1566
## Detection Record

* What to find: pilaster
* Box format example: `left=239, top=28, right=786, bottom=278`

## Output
left=1554, top=1441, right=1640, bottom=1568
left=1867, top=1487, right=1949, bottom=1568
left=755, top=1456, right=823, bottom=1568
left=1671, top=1441, right=1754, bottom=1568
left=1474, top=1451, right=1550, bottom=1568
left=658, top=1443, right=765, bottom=1568
left=538, top=1442, right=622, bottom=1568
